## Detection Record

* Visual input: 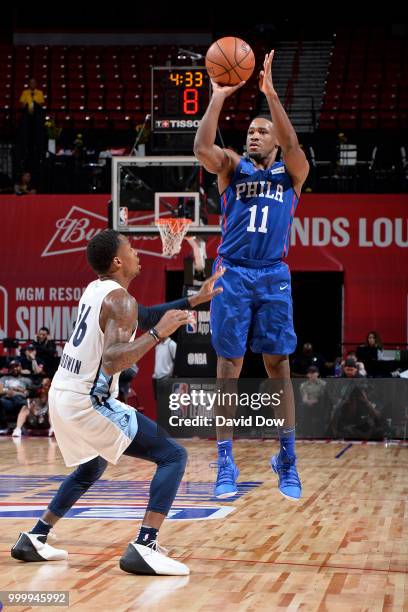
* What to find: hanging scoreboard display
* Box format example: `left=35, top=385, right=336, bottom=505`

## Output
left=151, top=66, right=210, bottom=133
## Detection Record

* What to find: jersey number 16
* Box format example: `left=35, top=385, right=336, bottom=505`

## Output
left=72, top=304, right=92, bottom=347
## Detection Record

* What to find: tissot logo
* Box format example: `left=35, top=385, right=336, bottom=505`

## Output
left=42, top=206, right=107, bottom=257
left=155, top=119, right=200, bottom=128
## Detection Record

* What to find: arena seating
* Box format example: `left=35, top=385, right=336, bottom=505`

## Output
left=320, top=26, right=408, bottom=130
left=0, top=43, right=264, bottom=132
left=1, top=28, right=407, bottom=134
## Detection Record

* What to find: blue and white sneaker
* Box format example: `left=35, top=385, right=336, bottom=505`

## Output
left=270, top=448, right=302, bottom=501
left=214, top=453, right=240, bottom=498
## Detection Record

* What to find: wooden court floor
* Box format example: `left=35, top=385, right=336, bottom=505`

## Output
left=0, top=436, right=407, bottom=611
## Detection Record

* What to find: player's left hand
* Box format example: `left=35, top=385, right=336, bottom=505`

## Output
left=189, top=267, right=225, bottom=307
left=259, top=50, right=275, bottom=95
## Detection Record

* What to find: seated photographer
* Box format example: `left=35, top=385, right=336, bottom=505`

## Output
left=0, top=360, right=32, bottom=433
left=341, top=352, right=367, bottom=377
left=12, top=390, right=50, bottom=437
left=329, top=380, right=383, bottom=440
left=19, top=343, right=45, bottom=383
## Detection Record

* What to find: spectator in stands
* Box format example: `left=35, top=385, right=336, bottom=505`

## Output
left=12, top=390, right=50, bottom=438
left=342, top=357, right=364, bottom=378
left=341, top=351, right=367, bottom=377
left=17, top=78, right=45, bottom=181
left=152, top=337, right=177, bottom=400
left=14, top=171, right=36, bottom=195
left=364, top=331, right=383, bottom=355
left=33, top=327, right=58, bottom=376
left=300, top=366, right=326, bottom=405
left=298, top=366, right=328, bottom=437
left=292, top=342, right=327, bottom=377
left=37, top=377, right=53, bottom=437
left=356, top=331, right=383, bottom=376
left=0, top=360, right=32, bottom=433
left=20, top=78, right=44, bottom=115
left=38, top=377, right=51, bottom=403
left=19, top=343, right=44, bottom=380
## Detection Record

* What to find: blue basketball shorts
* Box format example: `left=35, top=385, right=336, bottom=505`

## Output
left=210, top=258, right=297, bottom=358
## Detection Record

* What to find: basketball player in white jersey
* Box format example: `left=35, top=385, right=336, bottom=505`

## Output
left=11, top=229, right=223, bottom=576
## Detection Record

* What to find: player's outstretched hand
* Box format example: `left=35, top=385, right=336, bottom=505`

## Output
left=259, top=50, right=275, bottom=95
left=155, top=309, right=193, bottom=339
left=189, top=267, right=225, bottom=307
left=211, top=79, right=246, bottom=98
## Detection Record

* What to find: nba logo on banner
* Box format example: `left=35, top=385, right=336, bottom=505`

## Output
left=171, top=382, right=190, bottom=415
left=0, top=286, right=8, bottom=339
left=119, top=207, right=128, bottom=226
left=172, top=382, right=190, bottom=396
left=186, top=310, right=197, bottom=334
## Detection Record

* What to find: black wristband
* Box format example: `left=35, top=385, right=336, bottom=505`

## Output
left=149, top=327, right=162, bottom=343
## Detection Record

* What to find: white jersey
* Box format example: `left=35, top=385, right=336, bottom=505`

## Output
left=52, top=279, right=136, bottom=399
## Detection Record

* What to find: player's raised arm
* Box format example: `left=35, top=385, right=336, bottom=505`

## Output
left=137, top=267, right=225, bottom=330
left=259, top=51, right=309, bottom=194
left=193, top=80, right=243, bottom=177
left=101, top=289, right=191, bottom=376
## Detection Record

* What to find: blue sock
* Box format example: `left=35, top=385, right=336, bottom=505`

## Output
left=136, top=525, right=158, bottom=546
left=279, top=427, right=296, bottom=459
left=217, top=440, right=233, bottom=462
left=30, top=518, right=51, bottom=537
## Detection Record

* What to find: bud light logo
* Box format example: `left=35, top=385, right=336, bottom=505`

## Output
left=42, top=206, right=107, bottom=257
left=186, top=310, right=197, bottom=334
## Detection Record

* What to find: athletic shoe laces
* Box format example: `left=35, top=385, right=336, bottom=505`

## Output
left=277, top=450, right=300, bottom=487
left=145, top=540, right=169, bottom=556
left=215, top=453, right=236, bottom=486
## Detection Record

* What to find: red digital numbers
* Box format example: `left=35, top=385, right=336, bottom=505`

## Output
left=183, top=88, right=198, bottom=115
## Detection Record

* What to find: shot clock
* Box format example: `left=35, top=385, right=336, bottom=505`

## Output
left=151, top=66, right=210, bottom=133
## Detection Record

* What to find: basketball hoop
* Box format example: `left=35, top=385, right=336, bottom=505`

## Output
left=155, top=218, right=192, bottom=256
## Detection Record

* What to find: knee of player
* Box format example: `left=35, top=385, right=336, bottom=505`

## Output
left=176, top=444, right=188, bottom=470
left=265, top=354, right=290, bottom=375
left=75, top=456, right=108, bottom=482
left=93, top=457, right=108, bottom=479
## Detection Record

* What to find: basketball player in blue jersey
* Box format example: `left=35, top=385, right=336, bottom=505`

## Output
left=194, top=51, right=309, bottom=500
left=11, top=229, right=223, bottom=576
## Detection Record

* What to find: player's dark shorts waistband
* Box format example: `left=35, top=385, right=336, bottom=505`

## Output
left=218, top=256, right=285, bottom=269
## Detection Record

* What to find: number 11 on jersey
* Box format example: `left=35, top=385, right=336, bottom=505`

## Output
left=247, top=204, right=268, bottom=233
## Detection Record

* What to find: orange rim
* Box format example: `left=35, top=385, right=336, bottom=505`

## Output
left=155, top=218, right=192, bottom=231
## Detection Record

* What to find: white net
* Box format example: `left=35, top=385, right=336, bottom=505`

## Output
left=155, top=218, right=192, bottom=256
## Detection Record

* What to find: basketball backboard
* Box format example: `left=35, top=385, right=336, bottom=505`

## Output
left=112, top=156, right=221, bottom=235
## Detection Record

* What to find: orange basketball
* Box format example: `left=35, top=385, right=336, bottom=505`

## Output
left=205, top=36, right=255, bottom=86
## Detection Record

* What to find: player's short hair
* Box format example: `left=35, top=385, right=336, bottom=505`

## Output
left=250, top=115, right=273, bottom=125
left=87, top=229, right=123, bottom=274
left=39, top=326, right=49, bottom=333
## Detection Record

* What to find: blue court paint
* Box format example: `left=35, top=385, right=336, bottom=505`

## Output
left=0, top=476, right=261, bottom=504
left=0, top=505, right=235, bottom=521
left=335, top=443, right=353, bottom=459
left=0, top=475, right=261, bottom=522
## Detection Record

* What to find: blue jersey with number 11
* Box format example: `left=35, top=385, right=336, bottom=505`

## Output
left=217, top=157, right=299, bottom=267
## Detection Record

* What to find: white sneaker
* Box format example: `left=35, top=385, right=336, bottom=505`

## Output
left=119, top=540, right=190, bottom=576
left=12, top=427, right=22, bottom=437
left=11, top=532, right=68, bottom=562
left=48, top=428, right=54, bottom=437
